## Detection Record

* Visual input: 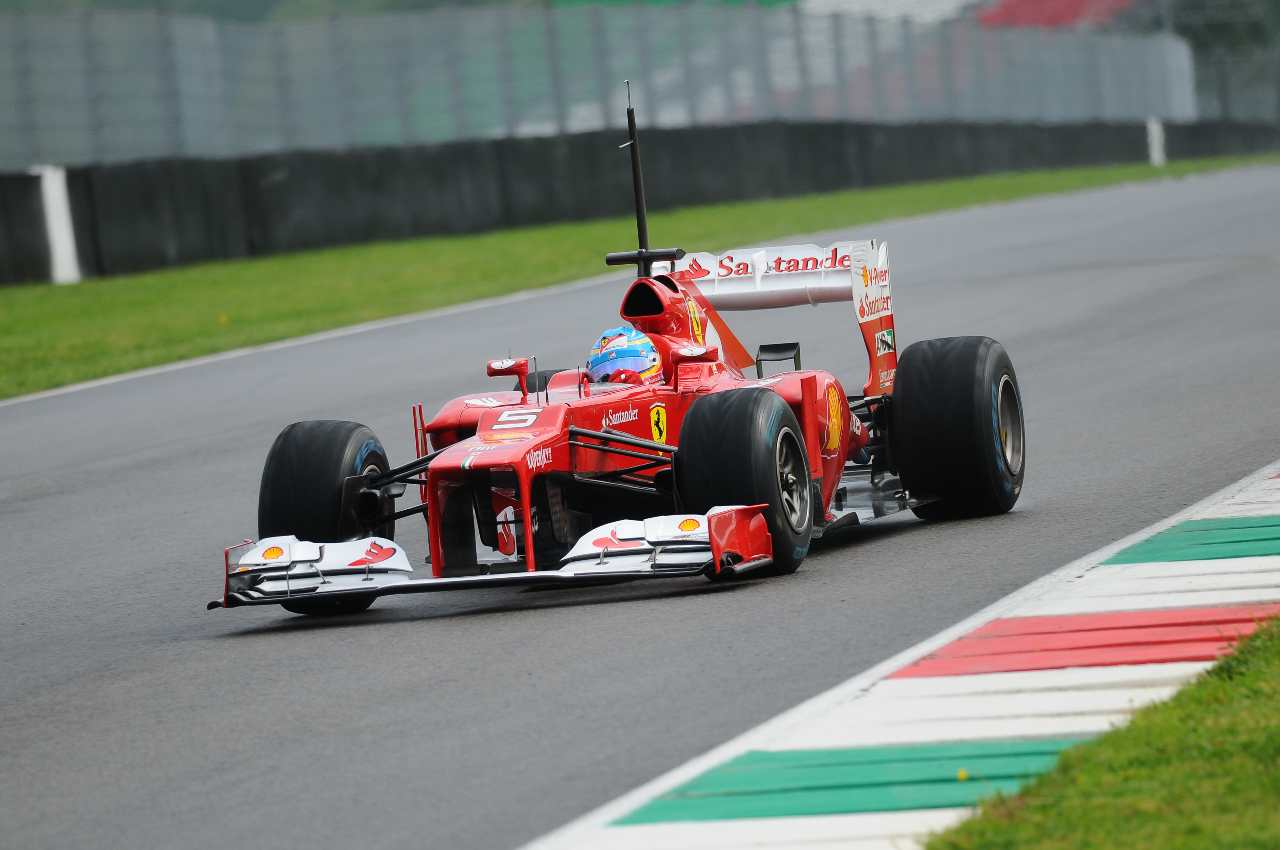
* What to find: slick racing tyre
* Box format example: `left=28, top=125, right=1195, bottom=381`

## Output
left=259, top=420, right=393, bottom=616
left=677, top=388, right=813, bottom=577
left=890, top=336, right=1025, bottom=521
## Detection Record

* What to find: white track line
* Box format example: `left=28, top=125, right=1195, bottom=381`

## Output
left=522, top=457, right=1280, bottom=849
left=0, top=270, right=628, bottom=411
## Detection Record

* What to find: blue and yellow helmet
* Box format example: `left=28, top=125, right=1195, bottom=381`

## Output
left=586, top=326, right=662, bottom=383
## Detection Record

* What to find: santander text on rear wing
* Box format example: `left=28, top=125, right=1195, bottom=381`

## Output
left=672, top=241, right=896, bottom=396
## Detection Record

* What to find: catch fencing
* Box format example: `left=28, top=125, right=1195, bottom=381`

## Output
left=4, top=118, right=1277, bottom=286
left=0, top=5, right=1198, bottom=171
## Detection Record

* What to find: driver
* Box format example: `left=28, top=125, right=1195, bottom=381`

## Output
left=586, top=326, right=663, bottom=385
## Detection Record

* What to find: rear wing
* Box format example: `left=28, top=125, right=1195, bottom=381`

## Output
left=673, top=241, right=896, bottom=396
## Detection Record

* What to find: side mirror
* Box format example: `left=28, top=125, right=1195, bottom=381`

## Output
left=487, top=357, right=531, bottom=401
left=669, top=345, right=719, bottom=366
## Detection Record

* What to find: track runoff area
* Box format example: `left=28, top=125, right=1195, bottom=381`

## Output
left=524, top=460, right=1280, bottom=850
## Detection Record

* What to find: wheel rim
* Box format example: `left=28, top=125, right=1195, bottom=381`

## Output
left=996, top=374, right=1024, bottom=476
left=776, top=427, right=810, bottom=534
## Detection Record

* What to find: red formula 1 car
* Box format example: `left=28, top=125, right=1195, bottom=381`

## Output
left=210, top=104, right=1025, bottom=617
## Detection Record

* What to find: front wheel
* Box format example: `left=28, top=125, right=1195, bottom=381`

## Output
left=676, top=388, right=813, bottom=576
left=890, top=336, right=1025, bottom=520
left=258, top=420, right=394, bottom=616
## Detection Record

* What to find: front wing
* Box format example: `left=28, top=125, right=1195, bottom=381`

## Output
left=209, top=505, right=772, bottom=611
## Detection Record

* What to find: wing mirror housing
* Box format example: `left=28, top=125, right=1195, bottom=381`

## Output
left=487, top=357, right=531, bottom=402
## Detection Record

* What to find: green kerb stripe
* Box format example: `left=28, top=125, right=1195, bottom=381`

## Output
left=614, top=737, right=1089, bottom=825
left=1103, top=516, right=1280, bottom=565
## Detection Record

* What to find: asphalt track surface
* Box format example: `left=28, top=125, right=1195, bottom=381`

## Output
left=2, top=167, right=1279, bottom=850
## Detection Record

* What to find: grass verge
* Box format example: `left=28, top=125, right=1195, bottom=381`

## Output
left=2, top=153, right=1277, bottom=400
left=927, top=616, right=1280, bottom=850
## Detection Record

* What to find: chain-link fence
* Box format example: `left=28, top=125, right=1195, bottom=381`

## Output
left=0, top=4, right=1198, bottom=171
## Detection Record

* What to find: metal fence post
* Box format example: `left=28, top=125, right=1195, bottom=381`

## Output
left=832, top=13, right=850, bottom=120
left=678, top=2, right=699, bottom=125
left=716, top=4, right=738, bottom=122
left=749, top=2, right=777, bottom=119
left=81, top=10, right=103, bottom=162
left=497, top=6, right=518, bottom=137
left=900, top=16, right=919, bottom=121
left=589, top=4, right=612, bottom=129
left=272, top=23, right=294, bottom=150
left=791, top=4, right=815, bottom=119
left=14, top=11, right=39, bottom=168
left=1274, top=44, right=1280, bottom=124
left=161, top=12, right=187, bottom=157
left=969, top=23, right=990, bottom=121
left=865, top=15, right=885, bottom=119
left=636, top=3, right=657, bottom=122
left=440, top=8, right=470, bottom=140
left=543, top=4, right=567, bottom=134
left=938, top=19, right=957, bottom=120
left=329, top=16, right=355, bottom=148
left=392, top=17, right=414, bottom=144
left=1036, top=27, right=1052, bottom=121
left=1214, top=47, right=1234, bottom=120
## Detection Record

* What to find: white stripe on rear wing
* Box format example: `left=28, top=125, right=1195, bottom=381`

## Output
left=673, top=241, right=887, bottom=311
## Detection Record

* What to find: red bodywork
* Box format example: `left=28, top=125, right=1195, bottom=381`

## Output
left=411, top=269, right=880, bottom=576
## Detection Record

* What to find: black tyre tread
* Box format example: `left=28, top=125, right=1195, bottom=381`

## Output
left=677, top=388, right=812, bottom=576
left=258, top=420, right=393, bottom=543
left=890, top=336, right=1023, bottom=520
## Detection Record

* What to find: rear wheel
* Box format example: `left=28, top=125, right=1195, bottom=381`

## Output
left=258, top=420, right=393, bottom=615
left=890, top=336, right=1025, bottom=520
left=676, top=389, right=813, bottom=577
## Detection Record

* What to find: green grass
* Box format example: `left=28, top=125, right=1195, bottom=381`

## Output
left=2, top=153, right=1277, bottom=400
left=927, top=616, right=1280, bottom=850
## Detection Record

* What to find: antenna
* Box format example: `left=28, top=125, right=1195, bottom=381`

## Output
left=603, top=83, right=684, bottom=277
left=621, top=81, right=650, bottom=258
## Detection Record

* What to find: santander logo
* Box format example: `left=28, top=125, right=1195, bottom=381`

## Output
left=858, top=291, right=892, bottom=321
left=601, top=407, right=640, bottom=430
left=685, top=257, right=712, bottom=279
left=715, top=247, right=855, bottom=278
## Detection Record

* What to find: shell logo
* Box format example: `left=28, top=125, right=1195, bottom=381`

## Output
left=678, top=518, right=701, bottom=532
left=824, top=385, right=843, bottom=452
left=262, top=545, right=285, bottom=560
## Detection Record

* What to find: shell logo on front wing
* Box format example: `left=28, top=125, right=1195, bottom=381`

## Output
left=261, top=545, right=285, bottom=560
left=678, top=518, right=701, bottom=532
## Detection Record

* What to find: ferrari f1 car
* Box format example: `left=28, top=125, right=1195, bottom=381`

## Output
left=210, top=100, right=1025, bottom=617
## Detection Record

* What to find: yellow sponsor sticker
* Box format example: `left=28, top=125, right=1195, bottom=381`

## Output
left=685, top=298, right=704, bottom=344
left=824, top=385, right=843, bottom=452
left=678, top=518, right=701, bottom=532
left=262, top=545, right=285, bottom=560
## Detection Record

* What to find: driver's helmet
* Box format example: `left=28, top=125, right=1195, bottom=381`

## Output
left=586, top=326, right=662, bottom=384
